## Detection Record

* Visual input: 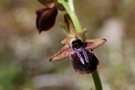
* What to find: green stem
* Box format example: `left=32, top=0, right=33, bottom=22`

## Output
left=69, top=11, right=82, bottom=32
left=60, top=0, right=102, bottom=90
left=68, top=0, right=75, bottom=11
left=92, top=70, right=103, bottom=90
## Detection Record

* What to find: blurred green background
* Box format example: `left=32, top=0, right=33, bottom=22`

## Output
left=0, top=0, right=135, bottom=90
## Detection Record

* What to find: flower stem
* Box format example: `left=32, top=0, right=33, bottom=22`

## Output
left=92, top=70, right=103, bottom=90
left=60, top=0, right=103, bottom=90
left=68, top=0, right=75, bottom=11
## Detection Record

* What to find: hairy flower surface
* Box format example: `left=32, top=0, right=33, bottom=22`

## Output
left=50, top=14, right=106, bottom=74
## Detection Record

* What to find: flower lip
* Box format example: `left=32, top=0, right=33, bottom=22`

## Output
left=71, top=50, right=99, bottom=74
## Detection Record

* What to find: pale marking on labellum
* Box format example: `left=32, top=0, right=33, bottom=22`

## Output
left=74, top=47, right=89, bottom=64
left=76, top=52, right=85, bottom=64
left=83, top=50, right=89, bottom=63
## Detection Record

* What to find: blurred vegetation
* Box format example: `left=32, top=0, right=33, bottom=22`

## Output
left=0, top=0, right=135, bottom=90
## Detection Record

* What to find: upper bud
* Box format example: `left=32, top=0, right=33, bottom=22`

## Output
left=36, top=6, right=58, bottom=33
left=36, top=0, right=65, bottom=33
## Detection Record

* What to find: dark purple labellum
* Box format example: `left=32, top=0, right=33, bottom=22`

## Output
left=70, top=39, right=99, bottom=74
left=36, top=6, right=58, bottom=33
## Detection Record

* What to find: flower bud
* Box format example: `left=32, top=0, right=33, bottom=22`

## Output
left=36, top=6, right=58, bottom=33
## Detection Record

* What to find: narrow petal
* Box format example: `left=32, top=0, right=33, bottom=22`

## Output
left=85, top=38, right=106, bottom=49
left=61, top=36, right=72, bottom=45
left=76, top=28, right=87, bottom=37
left=50, top=45, right=74, bottom=62
left=61, top=29, right=87, bottom=45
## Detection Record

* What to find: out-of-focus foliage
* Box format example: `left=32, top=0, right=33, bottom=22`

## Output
left=0, top=0, right=135, bottom=90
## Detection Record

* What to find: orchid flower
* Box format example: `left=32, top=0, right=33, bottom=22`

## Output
left=50, top=14, right=106, bottom=74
